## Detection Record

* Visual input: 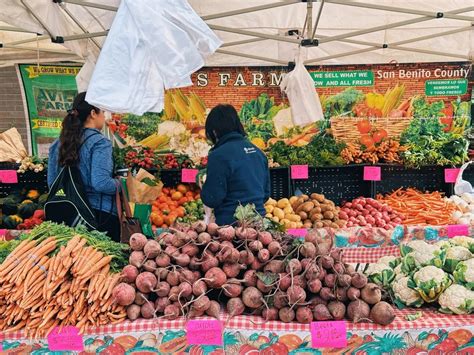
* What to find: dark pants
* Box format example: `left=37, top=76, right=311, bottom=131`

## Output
left=94, top=209, right=120, bottom=242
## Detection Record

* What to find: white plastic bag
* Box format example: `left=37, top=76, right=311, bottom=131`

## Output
left=455, top=161, right=474, bottom=196
left=280, top=51, right=323, bottom=126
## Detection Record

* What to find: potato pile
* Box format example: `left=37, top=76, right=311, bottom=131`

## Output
left=265, top=198, right=304, bottom=229
left=292, top=193, right=345, bottom=229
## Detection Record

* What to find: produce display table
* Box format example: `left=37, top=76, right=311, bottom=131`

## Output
left=0, top=309, right=473, bottom=354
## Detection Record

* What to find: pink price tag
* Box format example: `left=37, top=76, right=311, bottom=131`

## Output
left=363, top=166, right=381, bottom=181
left=311, top=321, right=347, bottom=349
left=0, top=170, right=18, bottom=184
left=48, top=326, right=84, bottom=352
left=0, top=229, right=6, bottom=237
left=187, top=320, right=223, bottom=346
left=291, top=165, right=309, bottom=179
left=447, top=224, right=469, bottom=238
left=181, top=169, right=199, bottom=183
left=444, top=168, right=461, bottom=183
left=287, top=228, right=307, bottom=237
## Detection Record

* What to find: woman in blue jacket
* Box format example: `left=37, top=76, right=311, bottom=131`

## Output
left=48, top=92, right=120, bottom=240
left=201, top=104, right=270, bottom=225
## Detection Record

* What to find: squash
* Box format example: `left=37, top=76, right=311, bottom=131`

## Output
left=18, top=203, right=38, bottom=219
left=38, top=193, right=49, bottom=206
left=26, top=189, right=40, bottom=201
left=3, top=215, right=23, bottom=229
left=1, top=197, right=19, bottom=215
left=21, top=199, right=34, bottom=205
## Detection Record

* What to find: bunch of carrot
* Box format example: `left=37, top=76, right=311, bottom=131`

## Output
left=0, top=235, right=126, bottom=338
left=377, top=188, right=460, bottom=226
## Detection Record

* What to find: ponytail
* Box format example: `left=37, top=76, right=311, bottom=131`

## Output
left=58, top=92, right=100, bottom=166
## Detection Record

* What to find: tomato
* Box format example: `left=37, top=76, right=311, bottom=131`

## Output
left=151, top=213, right=164, bottom=227
left=172, top=191, right=183, bottom=201
left=356, top=119, right=372, bottom=134
left=177, top=184, right=188, bottom=194
left=372, top=130, right=385, bottom=143
left=178, top=197, right=188, bottom=205
left=360, top=134, right=375, bottom=147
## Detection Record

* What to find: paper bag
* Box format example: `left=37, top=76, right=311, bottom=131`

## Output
left=126, top=169, right=163, bottom=204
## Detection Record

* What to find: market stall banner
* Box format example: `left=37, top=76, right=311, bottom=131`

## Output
left=17, top=64, right=81, bottom=157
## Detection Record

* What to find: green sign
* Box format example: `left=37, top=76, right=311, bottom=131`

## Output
left=425, top=79, right=468, bottom=96
left=18, top=64, right=81, bottom=157
left=310, top=70, right=374, bottom=87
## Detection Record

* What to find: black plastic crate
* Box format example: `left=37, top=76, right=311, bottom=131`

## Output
left=269, top=168, right=290, bottom=200
left=376, top=165, right=451, bottom=196
left=0, top=163, right=48, bottom=198
left=291, top=165, right=371, bottom=205
left=160, top=169, right=183, bottom=188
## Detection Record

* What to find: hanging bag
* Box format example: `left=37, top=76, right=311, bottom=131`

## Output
left=454, top=161, right=474, bottom=196
left=116, top=188, right=143, bottom=243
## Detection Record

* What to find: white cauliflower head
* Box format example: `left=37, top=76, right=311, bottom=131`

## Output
left=438, top=284, right=474, bottom=315
left=414, top=265, right=446, bottom=283
left=401, top=240, right=430, bottom=256
left=393, top=264, right=406, bottom=281
left=454, top=258, right=474, bottom=289
left=378, top=256, right=400, bottom=268
left=444, top=246, right=473, bottom=273
left=365, top=263, right=392, bottom=275
left=450, top=236, right=474, bottom=253
left=402, top=244, right=445, bottom=272
left=364, top=263, right=395, bottom=288
left=392, top=276, right=423, bottom=308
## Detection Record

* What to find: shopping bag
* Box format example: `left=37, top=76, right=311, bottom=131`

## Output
left=126, top=168, right=163, bottom=205
left=134, top=203, right=153, bottom=237
left=116, top=187, right=142, bottom=244
left=455, top=161, right=474, bottom=196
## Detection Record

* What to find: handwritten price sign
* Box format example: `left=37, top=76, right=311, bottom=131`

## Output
left=311, top=321, right=347, bottom=349
left=181, top=169, right=199, bottom=183
left=287, top=228, right=307, bottom=237
left=187, top=320, right=223, bottom=346
left=291, top=165, right=309, bottom=179
left=444, top=168, right=461, bottom=183
left=363, top=166, right=381, bottom=181
left=48, top=326, right=84, bottom=351
left=447, top=224, right=469, bottom=238
left=0, top=170, right=18, bottom=183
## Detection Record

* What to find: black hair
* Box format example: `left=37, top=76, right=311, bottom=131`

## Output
left=59, top=92, right=100, bottom=166
left=205, top=104, right=246, bottom=145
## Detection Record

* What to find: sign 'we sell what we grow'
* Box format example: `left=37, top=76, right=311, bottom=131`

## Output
left=310, top=70, right=374, bottom=87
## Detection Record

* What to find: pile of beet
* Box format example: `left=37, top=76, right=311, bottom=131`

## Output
left=112, top=221, right=395, bottom=325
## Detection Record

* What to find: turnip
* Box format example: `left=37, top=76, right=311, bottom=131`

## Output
left=113, top=283, right=136, bottom=306
left=155, top=253, right=171, bottom=268
left=249, top=240, right=263, bottom=252
left=129, top=233, right=147, bottom=251
left=129, top=251, right=145, bottom=268
left=347, top=287, right=361, bottom=301
left=192, top=280, right=207, bottom=296
left=300, top=242, right=316, bottom=258
left=143, top=260, right=157, bottom=273
left=206, top=223, right=219, bottom=236
left=218, top=226, right=235, bottom=241
left=192, top=221, right=207, bottom=233
left=140, top=302, right=155, bottom=319
left=264, top=260, right=284, bottom=274
left=122, top=265, right=139, bottom=283
left=279, top=307, right=295, bottom=323
left=174, top=254, right=190, bottom=267
left=351, top=273, right=368, bottom=289
left=243, top=270, right=258, bottom=287
left=258, top=249, right=270, bottom=263
left=166, top=270, right=180, bottom=287
left=296, top=307, right=313, bottom=324
left=134, top=291, right=148, bottom=306
left=268, top=241, right=282, bottom=256
left=370, top=301, right=395, bottom=325
left=361, top=283, right=382, bottom=305
left=223, top=282, right=243, bottom=297
left=126, top=304, right=141, bottom=321
left=136, top=272, right=157, bottom=293
left=242, top=287, right=264, bottom=309
left=181, top=244, right=199, bottom=258
left=347, top=300, right=370, bottom=323
left=155, top=297, right=171, bottom=313
left=164, top=304, right=180, bottom=320
left=204, top=267, right=227, bottom=288
left=258, top=231, right=273, bottom=246
left=227, top=298, right=245, bottom=317
left=286, top=259, right=302, bottom=275
left=313, top=304, right=333, bottom=321
left=287, top=285, right=306, bottom=305
left=144, top=240, right=161, bottom=259
left=155, top=282, right=171, bottom=297
left=197, top=232, right=211, bottom=245
left=206, top=300, right=221, bottom=318
left=328, top=301, right=346, bottom=320
left=308, top=279, right=322, bottom=294
left=262, top=307, right=279, bottom=320
left=338, top=274, right=352, bottom=288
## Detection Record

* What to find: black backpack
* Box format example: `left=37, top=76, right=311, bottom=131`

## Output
left=44, top=133, right=100, bottom=229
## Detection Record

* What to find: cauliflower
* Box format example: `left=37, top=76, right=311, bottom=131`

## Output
left=378, top=256, right=400, bottom=268
left=443, top=246, right=473, bottom=273
left=392, top=276, right=424, bottom=308
left=400, top=240, right=430, bottom=256
left=393, top=263, right=407, bottom=281
left=436, top=240, right=452, bottom=249
left=450, top=236, right=474, bottom=253
left=364, top=263, right=395, bottom=288
left=413, top=265, right=451, bottom=303
left=402, top=243, right=446, bottom=273
left=438, top=284, right=474, bottom=315
left=453, top=258, right=474, bottom=290
left=158, top=121, right=186, bottom=137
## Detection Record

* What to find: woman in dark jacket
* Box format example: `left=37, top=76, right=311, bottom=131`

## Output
left=47, top=92, right=120, bottom=241
left=201, top=104, right=270, bottom=225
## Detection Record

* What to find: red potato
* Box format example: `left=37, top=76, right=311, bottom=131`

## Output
left=296, top=307, right=313, bottom=324
left=204, top=267, right=227, bottom=288
left=313, top=304, right=333, bottom=321
left=273, top=291, right=288, bottom=309
left=239, top=250, right=255, bottom=265
left=287, top=286, right=306, bottom=305
left=135, top=272, right=156, bottom=293
left=242, top=287, right=264, bottom=309
left=181, top=244, right=200, bottom=258
left=155, top=297, right=171, bottom=313
left=134, top=292, right=148, bottom=306
left=122, top=265, right=139, bottom=283
left=347, top=300, right=370, bottom=323
left=370, top=301, right=395, bottom=325
left=262, top=307, right=279, bottom=320
left=155, top=253, right=171, bottom=268
left=129, top=233, right=148, bottom=251
left=217, top=226, right=235, bottom=241
left=113, top=283, right=136, bottom=306
left=361, top=283, right=382, bottom=305
left=155, top=282, right=171, bottom=297
left=258, top=249, right=270, bottom=262
left=264, top=260, right=285, bottom=274
left=206, top=300, right=221, bottom=318
left=140, top=302, right=155, bottom=319
left=144, top=240, right=161, bottom=258
left=328, top=301, right=346, bottom=320
left=227, top=298, right=245, bottom=317
left=129, top=251, right=145, bottom=268
left=206, top=223, right=219, bottom=236
left=164, top=304, right=180, bottom=320
left=192, top=280, right=208, bottom=296
left=258, top=231, right=273, bottom=246
left=279, top=307, right=295, bottom=323
left=143, top=260, right=157, bottom=273
left=197, top=232, right=211, bottom=245
left=267, top=241, right=282, bottom=256
left=126, top=304, right=141, bottom=321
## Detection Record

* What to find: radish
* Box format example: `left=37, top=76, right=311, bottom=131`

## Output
left=135, top=272, right=157, bottom=293
left=113, top=283, right=136, bottom=306
left=206, top=223, right=219, bottom=236
left=129, top=233, right=147, bottom=251
left=204, top=267, right=227, bottom=288
left=122, top=265, right=139, bottom=283
left=129, top=251, right=145, bottom=268
left=144, top=240, right=161, bottom=258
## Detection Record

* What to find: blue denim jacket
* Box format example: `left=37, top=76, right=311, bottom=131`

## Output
left=47, top=128, right=118, bottom=215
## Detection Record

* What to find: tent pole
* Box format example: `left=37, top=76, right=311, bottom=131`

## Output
left=203, top=0, right=300, bottom=20
left=392, top=46, right=469, bottom=60
left=216, top=49, right=287, bottom=65
left=318, top=6, right=474, bottom=44
left=58, top=5, right=102, bottom=49
left=5, top=35, right=49, bottom=46
left=306, top=0, right=313, bottom=40
left=221, top=38, right=267, bottom=48
left=20, top=0, right=55, bottom=36
left=60, top=31, right=109, bottom=42
left=325, top=0, right=474, bottom=22
left=2, top=44, right=75, bottom=55
left=0, top=26, right=38, bottom=34
left=209, top=25, right=300, bottom=44
left=60, top=0, right=118, bottom=12
left=311, top=0, right=325, bottom=40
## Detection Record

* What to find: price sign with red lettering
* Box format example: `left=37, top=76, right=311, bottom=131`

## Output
left=181, top=169, right=199, bottom=183
left=363, top=166, right=381, bottom=181
left=187, top=320, right=223, bottom=346
left=311, top=321, right=347, bottom=348
left=444, top=168, right=460, bottom=183
left=291, top=165, right=309, bottom=179
left=0, top=170, right=18, bottom=183
left=48, top=326, right=84, bottom=351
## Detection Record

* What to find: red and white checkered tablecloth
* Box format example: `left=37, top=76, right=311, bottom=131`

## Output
left=342, top=246, right=401, bottom=264
left=1, top=308, right=472, bottom=340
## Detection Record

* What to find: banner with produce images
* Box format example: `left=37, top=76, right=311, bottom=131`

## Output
left=17, top=64, right=81, bottom=157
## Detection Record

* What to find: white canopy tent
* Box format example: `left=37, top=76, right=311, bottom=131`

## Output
left=0, top=0, right=473, bottom=69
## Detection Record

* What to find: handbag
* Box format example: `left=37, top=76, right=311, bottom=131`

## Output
left=116, top=188, right=143, bottom=243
